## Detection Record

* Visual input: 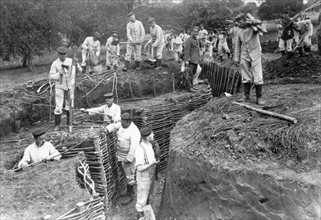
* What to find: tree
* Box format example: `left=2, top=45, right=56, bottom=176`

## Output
left=0, top=1, right=60, bottom=69
left=243, top=2, right=258, bottom=14
left=258, top=0, right=304, bottom=20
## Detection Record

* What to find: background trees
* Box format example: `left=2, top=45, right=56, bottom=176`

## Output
left=258, top=0, right=304, bottom=20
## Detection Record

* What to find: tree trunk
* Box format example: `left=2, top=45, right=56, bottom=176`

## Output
left=22, top=54, right=28, bottom=67
left=27, top=49, right=35, bottom=71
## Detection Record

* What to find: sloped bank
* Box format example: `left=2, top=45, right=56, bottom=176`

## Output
left=160, top=84, right=321, bottom=219
left=0, top=65, right=179, bottom=137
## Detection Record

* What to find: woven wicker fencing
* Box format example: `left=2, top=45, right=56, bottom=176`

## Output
left=200, top=62, right=242, bottom=97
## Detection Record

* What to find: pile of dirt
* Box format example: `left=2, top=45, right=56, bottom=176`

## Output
left=0, top=158, right=92, bottom=220
left=261, top=41, right=278, bottom=53
left=160, top=83, right=321, bottom=219
left=264, top=54, right=321, bottom=80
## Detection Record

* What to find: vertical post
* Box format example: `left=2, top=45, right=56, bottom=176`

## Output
left=172, top=73, right=175, bottom=92
left=93, top=135, right=109, bottom=213
left=152, top=77, right=156, bottom=97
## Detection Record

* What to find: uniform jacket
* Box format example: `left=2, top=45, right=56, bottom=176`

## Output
left=234, top=27, right=262, bottom=63
left=106, top=36, right=120, bottom=56
left=316, top=13, right=321, bottom=36
left=184, top=36, right=200, bottom=64
left=81, top=37, right=100, bottom=57
left=293, top=19, right=313, bottom=36
left=87, top=103, right=121, bottom=123
left=127, top=20, right=145, bottom=43
left=149, top=24, right=165, bottom=47
left=49, top=57, right=76, bottom=90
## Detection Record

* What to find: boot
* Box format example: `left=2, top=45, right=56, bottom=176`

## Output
left=255, top=84, right=266, bottom=105
left=123, top=61, right=130, bottom=72
left=135, top=61, right=141, bottom=70
left=114, top=65, right=117, bottom=70
left=298, top=47, right=304, bottom=57
left=281, top=50, right=285, bottom=56
left=54, top=114, right=61, bottom=131
left=219, top=55, right=223, bottom=62
left=304, top=46, right=311, bottom=56
left=137, top=211, right=144, bottom=220
left=65, top=110, right=70, bottom=126
left=107, top=65, right=111, bottom=70
left=120, top=184, right=134, bottom=205
left=227, top=53, right=231, bottom=59
left=81, top=66, right=86, bottom=74
left=238, top=83, right=251, bottom=102
left=286, top=51, right=294, bottom=59
left=155, top=59, right=162, bottom=70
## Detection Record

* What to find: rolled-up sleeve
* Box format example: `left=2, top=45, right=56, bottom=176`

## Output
left=48, top=143, right=61, bottom=160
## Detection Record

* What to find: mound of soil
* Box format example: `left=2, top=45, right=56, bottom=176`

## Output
left=0, top=158, right=92, bottom=220
left=264, top=55, right=321, bottom=80
left=261, top=41, right=278, bottom=53
left=160, top=83, right=321, bottom=219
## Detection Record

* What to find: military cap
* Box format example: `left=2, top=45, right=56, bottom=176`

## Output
left=57, top=46, right=68, bottom=54
left=140, top=126, right=152, bottom=137
left=121, top=112, right=132, bottom=120
left=112, top=33, right=118, bottom=37
left=191, top=26, right=199, bottom=31
left=104, top=93, right=114, bottom=99
left=234, top=13, right=246, bottom=21
left=148, top=17, right=155, bottom=23
left=93, top=32, right=101, bottom=38
left=127, top=12, right=134, bottom=17
left=32, top=128, right=46, bottom=138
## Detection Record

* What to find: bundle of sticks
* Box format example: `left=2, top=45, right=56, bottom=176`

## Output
left=226, top=13, right=267, bottom=34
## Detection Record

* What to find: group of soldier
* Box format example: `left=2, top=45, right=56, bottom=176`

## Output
left=16, top=9, right=321, bottom=220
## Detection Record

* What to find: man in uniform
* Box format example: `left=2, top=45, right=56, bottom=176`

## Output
left=198, top=24, right=208, bottom=57
left=145, top=17, right=165, bottom=70
left=106, top=33, right=120, bottom=71
left=317, top=8, right=321, bottom=55
left=18, top=129, right=61, bottom=169
left=292, top=15, right=313, bottom=56
left=105, top=112, right=141, bottom=205
left=184, top=26, right=201, bottom=92
left=82, top=93, right=121, bottom=124
left=123, top=12, right=145, bottom=72
left=81, top=32, right=101, bottom=74
left=49, top=46, right=78, bottom=131
left=234, top=13, right=266, bottom=105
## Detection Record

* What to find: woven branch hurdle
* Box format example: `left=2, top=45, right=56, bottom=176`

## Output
left=200, top=62, right=241, bottom=97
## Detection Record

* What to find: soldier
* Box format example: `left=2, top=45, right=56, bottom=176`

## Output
left=317, top=8, right=321, bottom=55
left=217, top=30, right=231, bottom=62
left=18, top=129, right=61, bottom=169
left=145, top=17, right=165, bottom=70
left=135, top=126, right=159, bottom=220
left=198, top=24, right=208, bottom=57
left=81, top=93, right=121, bottom=124
left=184, top=26, right=201, bottom=92
left=81, top=32, right=101, bottom=74
left=234, top=13, right=266, bottom=105
left=123, top=12, right=145, bottom=72
left=105, top=112, right=141, bottom=205
left=49, top=46, right=78, bottom=131
left=292, top=16, right=313, bottom=56
left=172, top=33, right=183, bottom=63
left=106, top=33, right=120, bottom=71
left=279, top=15, right=294, bottom=57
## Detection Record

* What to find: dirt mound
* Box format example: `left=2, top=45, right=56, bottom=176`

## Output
left=0, top=158, right=92, bottom=220
left=261, top=41, right=278, bottom=53
left=264, top=54, right=321, bottom=80
left=160, top=83, right=321, bottom=219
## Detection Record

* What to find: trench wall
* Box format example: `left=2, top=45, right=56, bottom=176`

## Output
left=160, top=151, right=321, bottom=220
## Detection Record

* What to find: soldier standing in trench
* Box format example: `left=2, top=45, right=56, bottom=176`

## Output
left=49, top=46, right=79, bottom=131
left=104, top=112, right=141, bottom=205
left=105, top=33, right=120, bottom=71
left=184, top=26, right=201, bottom=92
left=123, top=12, right=145, bottom=72
left=135, top=126, right=159, bottom=220
left=234, top=13, right=266, bottom=105
left=81, top=32, right=101, bottom=74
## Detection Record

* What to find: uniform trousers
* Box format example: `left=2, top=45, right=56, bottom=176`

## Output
left=125, top=43, right=142, bottom=61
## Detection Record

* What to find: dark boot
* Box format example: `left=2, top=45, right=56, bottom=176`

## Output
left=120, top=184, right=134, bottom=205
left=304, top=46, right=311, bottom=56
left=281, top=50, right=285, bottom=56
left=114, top=65, right=117, bottom=70
left=238, top=83, right=251, bottom=102
left=155, top=59, right=162, bottom=70
left=255, top=84, right=266, bottom=105
left=227, top=53, right=231, bottom=59
left=107, top=65, right=111, bottom=70
left=287, top=51, right=294, bottom=59
left=65, top=110, right=70, bottom=126
left=219, top=55, right=223, bottom=62
left=135, top=61, right=141, bottom=70
left=298, top=47, right=304, bottom=57
left=123, top=61, right=130, bottom=72
left=137, top=211, right=144, bottom=220
left=54, top=114, right=61, bottom=131
left=81, top=66, right=86, bottom=74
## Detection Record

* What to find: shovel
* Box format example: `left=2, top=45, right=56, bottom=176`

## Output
left=148, top=45, right=156, bottom=63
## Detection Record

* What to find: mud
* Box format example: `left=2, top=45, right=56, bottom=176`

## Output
left=160, top=83, right=321, bottom=219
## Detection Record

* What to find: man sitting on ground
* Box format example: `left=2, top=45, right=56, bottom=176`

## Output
left=82, top=93, right=121, bottom=124
left=18, top=129, right=61, bottom=169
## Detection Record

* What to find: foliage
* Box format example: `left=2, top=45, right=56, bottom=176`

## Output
left=258, top=0, right=304, bottom=20
left=242, top=2, right=258, bottom=14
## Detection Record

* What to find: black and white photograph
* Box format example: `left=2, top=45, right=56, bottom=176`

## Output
left=0, top=0, right=320, bottom=219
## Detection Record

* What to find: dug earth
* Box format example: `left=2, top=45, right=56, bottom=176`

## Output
left=160, top=84, right=321, bottom=220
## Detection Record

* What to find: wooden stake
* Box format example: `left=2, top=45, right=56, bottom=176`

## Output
left=232, top=101, right=298, bottom=124
left=172, top=73, right=175, bottom=92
